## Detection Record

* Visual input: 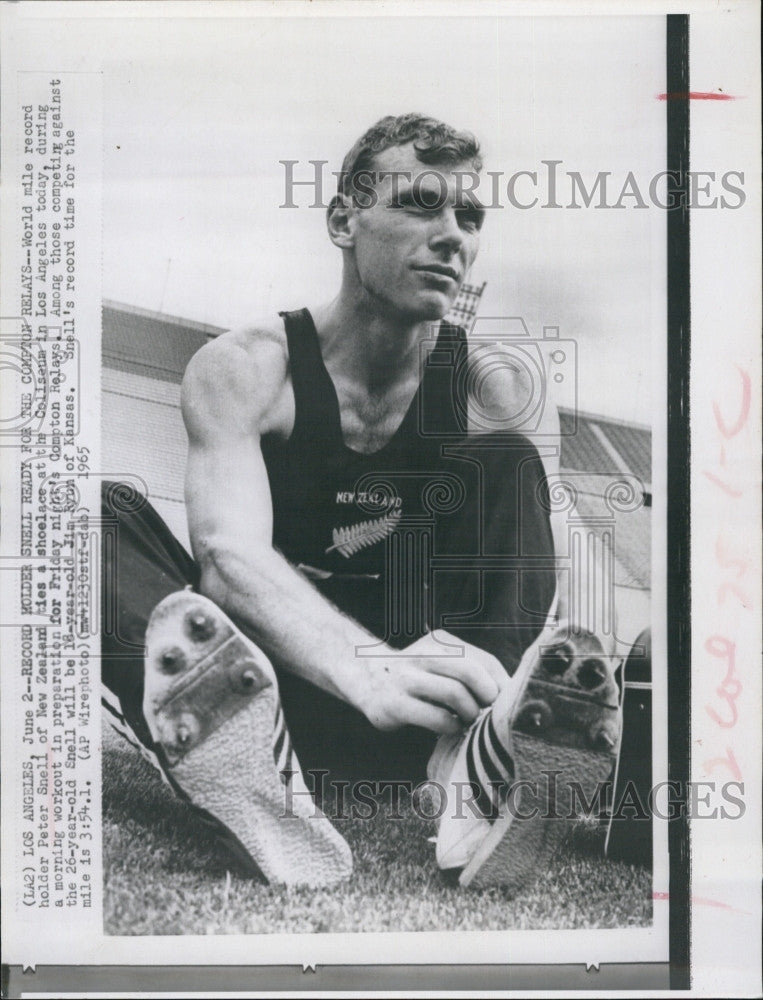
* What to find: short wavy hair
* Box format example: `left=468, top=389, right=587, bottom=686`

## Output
left=337, top=113, right=482, bottom=201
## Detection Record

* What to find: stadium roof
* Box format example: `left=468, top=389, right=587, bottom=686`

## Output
left=558, top=408, right=651, bottom=486
left=103, top=299, right=220, bottom=383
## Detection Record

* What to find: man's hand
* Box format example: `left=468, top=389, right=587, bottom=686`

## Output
left=351, top=630, right=508, bottom=735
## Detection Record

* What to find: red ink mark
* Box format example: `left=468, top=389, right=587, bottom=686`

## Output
left=715, top=534, right=751, bottom=608
left=713, top=366, right=751, bottom=438
left=706, top=700, right=738, bottom=729
left=717, top=580, right=751, bottom=609
left=706, top=634, right=735, bottom=662
left=702, top=471, right=742, bottom=498
left=693, top=896, right=737, bottom=911
left=704, top=636, right=741, bottom=729
left=653, top=891, right=749, bottom=914
left=657, top=91, right=736, bottom=101
left=715, top=533, right=748, bottom=577
left=704, top=747, right=742, bottom=782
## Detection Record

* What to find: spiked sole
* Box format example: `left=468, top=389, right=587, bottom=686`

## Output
left=142, top=591, right=352, bottom=887
left=459, top=637, right=621, bottom=893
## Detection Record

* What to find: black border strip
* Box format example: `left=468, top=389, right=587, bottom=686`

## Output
left=666, top=13, right=692, bottom=992
left=1, top=963, right=672, bottom=996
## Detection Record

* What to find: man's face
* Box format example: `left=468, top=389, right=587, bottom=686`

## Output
left=346, top=143, right=484, bottom=321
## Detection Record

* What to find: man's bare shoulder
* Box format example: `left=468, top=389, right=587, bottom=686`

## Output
left=465, top=341, right=548, bottom=424
left=465, top=341, right=560, bottom=432
left=181, top=321, right=292, bottom=438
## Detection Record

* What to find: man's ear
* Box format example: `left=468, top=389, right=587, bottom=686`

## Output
left=327, top=193, right=356, bottom=249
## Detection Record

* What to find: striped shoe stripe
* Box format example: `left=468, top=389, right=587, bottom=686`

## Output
left=476, top=716, right=504, bottom=785
left=276, top=734, right=292, bottom=779
left=271, top=703, right=296, bottom=782
left=102, top=697, right=126, bottom=724
left=273, top=719, right=286, bottom=761
left=462, top=709, right=517, bottom=821
left=281, top=743, right=294, bottom=786
left=108, top=716, right=140, bottom=749
left=465, top=715, right=499, bottom=819
left=101, top=684, right=173, bottom=785
left=464, top=725, right=483, bottom=794
left=486, top=714, right=515, bottom=778
left=103, top=707, right=172, bottom=786
left=476, top=717, right=509, bottom=811
left=101, top=683, right=126, bottom=720
left=272, top=705, right=288, bottom=766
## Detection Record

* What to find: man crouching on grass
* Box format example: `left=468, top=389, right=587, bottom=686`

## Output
left=101, top=113, right=622, bottom=891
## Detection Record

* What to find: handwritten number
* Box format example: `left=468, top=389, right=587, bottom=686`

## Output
left=712, top=366, right=751, bottom=439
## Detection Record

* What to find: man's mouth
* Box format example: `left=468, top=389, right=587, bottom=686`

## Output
left=412, top=264, right=460, bottom=282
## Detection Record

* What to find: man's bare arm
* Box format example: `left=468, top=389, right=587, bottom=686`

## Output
left=181, top=332, right=505, bottom=735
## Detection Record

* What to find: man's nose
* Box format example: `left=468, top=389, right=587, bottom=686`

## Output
left=428, top=207, right=464, bottom=254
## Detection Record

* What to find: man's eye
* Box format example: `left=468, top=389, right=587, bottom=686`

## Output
left=457, top=209, right=484, bottom=231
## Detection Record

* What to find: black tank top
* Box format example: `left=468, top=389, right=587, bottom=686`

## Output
left=261, top=307, right=555, bottom=652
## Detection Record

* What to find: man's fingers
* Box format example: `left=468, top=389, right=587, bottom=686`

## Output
left=425, top=653, right=500, bottom=707
left=409, top=673, right=482, bottom=725
left=401, top=697, right=463, bottom=735
left=469, top=646, right=509, bottom=695
left=428, top=630, right=508, bottom=699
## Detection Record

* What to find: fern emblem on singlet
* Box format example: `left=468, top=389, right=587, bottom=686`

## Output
left=325, top=509, right=402, bottom=559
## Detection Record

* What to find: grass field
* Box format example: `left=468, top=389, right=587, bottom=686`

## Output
left=102, top=723, right=652, bottom=936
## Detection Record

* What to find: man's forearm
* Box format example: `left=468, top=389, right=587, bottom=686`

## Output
left=198, top=542, right=385, bottom=709
left=194, top=535, right=511, bottom=736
